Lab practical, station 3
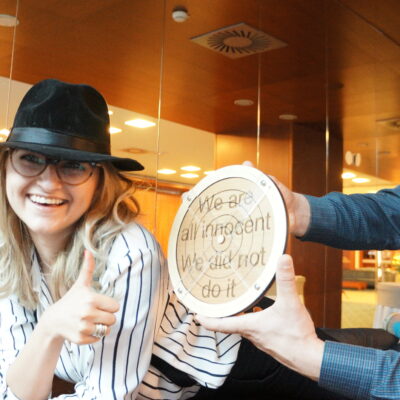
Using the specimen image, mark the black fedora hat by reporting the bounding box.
[1,79,144,171]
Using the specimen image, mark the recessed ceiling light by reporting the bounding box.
[125,119,156,128]
[341,172,356,179]
[181,165,201,172]
[108,110,114,115]
[234,99,254,106]
[122,147,150,155]
[0,14,19,27]
[109,127,122,134]
[0,128,10,136]
[204,170,214,175]
[352,177,370,184]
[377,117,400,130]
[279,114,298,121]
[181,173,199,179]
[158,169,176,175]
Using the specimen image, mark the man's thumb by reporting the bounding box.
[276,255,298,302]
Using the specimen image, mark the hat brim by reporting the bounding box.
[0,141,144,171]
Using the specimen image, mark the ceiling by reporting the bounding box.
[0,0,399,185]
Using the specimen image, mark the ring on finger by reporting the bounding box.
[92,323,107,338]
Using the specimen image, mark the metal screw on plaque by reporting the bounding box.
[254,284,260,290]
[260,180,266,186]
[178,288,183,294]
[186,196,192,202]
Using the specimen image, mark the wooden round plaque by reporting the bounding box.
[168,165,288,317]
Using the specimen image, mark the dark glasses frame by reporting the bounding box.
[8,148,101,186]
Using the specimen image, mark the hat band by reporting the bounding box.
[9,127,110,154]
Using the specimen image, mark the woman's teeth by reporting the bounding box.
[29,195,64,205]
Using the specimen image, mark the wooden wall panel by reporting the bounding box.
[135,188,183,256]
[215,126,292,186]
[290,123,343,328]
[215,134,258,168]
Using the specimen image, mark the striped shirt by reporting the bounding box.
[0,223,241,399]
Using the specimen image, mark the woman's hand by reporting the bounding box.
[41,250,120,344]
[196,255,324,381]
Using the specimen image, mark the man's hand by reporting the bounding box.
[196,255,324,381]
[269,177,311,237]
[242,162,311,236]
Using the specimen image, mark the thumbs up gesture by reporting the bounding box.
[42,251,120,345]
[196,255,324,381]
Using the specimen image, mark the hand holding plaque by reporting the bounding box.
[168,165,288,317]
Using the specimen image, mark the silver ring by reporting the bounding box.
[92,323,107,338]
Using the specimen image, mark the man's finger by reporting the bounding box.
[76,250,95,287]
[276,254,299,302]
[195,312,255,335]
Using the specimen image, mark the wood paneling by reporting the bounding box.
[1,0,398,327]
[290,122,343,328]
[1,0,399,188]
[135,186,184,256]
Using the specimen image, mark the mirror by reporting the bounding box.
[5,0,398,328]
[326,0,400,329]
[1,0,333,326]
[0,1,19,140]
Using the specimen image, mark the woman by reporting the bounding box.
[0,79,244,400]
[0,79,346,400]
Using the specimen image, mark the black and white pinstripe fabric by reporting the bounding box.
[0,223,241,399]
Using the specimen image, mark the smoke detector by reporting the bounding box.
[172,7,189,23]
[191,22,287,59]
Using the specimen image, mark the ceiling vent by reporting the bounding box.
[191,22,287,59]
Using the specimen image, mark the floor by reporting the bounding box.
[341,289,377,328]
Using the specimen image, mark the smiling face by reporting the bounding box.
[5,150,100,248]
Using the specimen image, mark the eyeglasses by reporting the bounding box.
[10,149,99,185]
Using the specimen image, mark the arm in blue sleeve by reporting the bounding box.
[320,341,400,400]
[300,186,400,250]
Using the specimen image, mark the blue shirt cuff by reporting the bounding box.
[319,341,376,399]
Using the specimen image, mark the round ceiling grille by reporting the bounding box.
[208,30,270,55]
[191,23,287,59]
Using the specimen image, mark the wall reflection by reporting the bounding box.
[1,0,399,327]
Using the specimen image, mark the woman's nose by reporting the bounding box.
[37,164,63,187]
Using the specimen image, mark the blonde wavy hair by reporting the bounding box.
[0,148,140,309]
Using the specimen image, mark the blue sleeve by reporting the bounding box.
[320,341,400,400]
[300,186,400,250]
